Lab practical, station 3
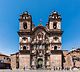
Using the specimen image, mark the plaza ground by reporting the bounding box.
[0,69,80,72]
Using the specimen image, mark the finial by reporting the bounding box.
[25,11,28,14]
[40,19,42,23]
[38,19,42,26]
[39,19,42,24]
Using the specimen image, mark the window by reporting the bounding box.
[23,46,26,50]
[54,37,58,41]
[22,37,26,41]
[23,16,27,19]
[38,34,41,38]
[54,46,57,50]
[23,22,27,29]
[53,22,57,29]
[23,17,25,19]
[4,57,5,59]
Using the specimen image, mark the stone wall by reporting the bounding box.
[63,49,80,69]
[19,54,30,69]
[10,55,17,69]
[63,55,73,69]
[50,54,62,70]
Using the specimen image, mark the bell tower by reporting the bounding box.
[18,11,32,51]
[47,11,63,70]
[19,11,32,32]
[48,11,62,30]
[18,11,32,69]
[47,11,63,50]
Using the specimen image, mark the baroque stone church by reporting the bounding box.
[10,11,80,70]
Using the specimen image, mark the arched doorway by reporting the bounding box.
[37,58,43,69]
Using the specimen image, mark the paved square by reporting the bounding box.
[0,69,80,72]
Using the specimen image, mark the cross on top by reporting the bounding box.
[39,19,42,24]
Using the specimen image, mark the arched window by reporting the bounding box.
[38,34,41,38]
[54,46,57,50]
[54,36,58,41]
[23,22,27,29]
[23,46,26,50]
[38,32,43,40]
[53,22,57,29]
[22,37,26,41]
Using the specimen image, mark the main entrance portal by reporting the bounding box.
[37,58,43,69]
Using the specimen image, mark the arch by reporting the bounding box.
[53,36,59,41]
[22,37,26,41]
[23,22,27,29]
[54,46,57,50]
[37,58,43,69]
[38,32,43,39]
[53,22,57,29]
[23,45,26,50]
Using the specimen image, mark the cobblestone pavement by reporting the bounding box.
[0,69,80,72]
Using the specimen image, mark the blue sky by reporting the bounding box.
[0,0,80,55]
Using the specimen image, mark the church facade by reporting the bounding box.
[10,11,80,70]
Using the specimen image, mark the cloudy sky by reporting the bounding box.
[0,0,80,55]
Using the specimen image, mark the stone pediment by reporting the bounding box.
[31,25,49,35]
